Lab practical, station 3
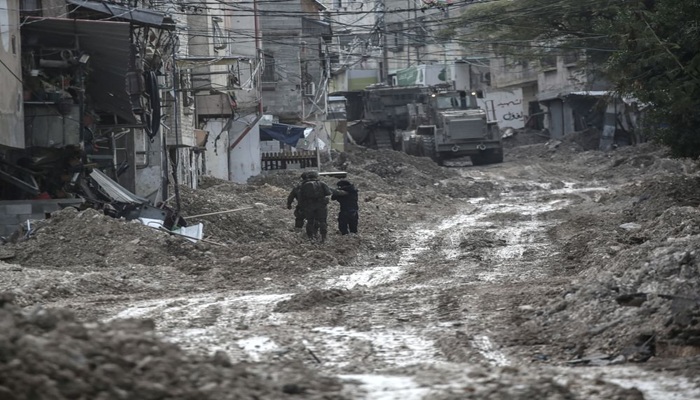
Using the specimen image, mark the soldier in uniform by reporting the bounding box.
[331,179,359,235]
[286,172,309,232]
[297,170,332,243]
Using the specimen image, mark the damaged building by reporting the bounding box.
[0,0,185,237]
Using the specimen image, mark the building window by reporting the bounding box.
[540,55,557,70]
[262,53,275,82]
[563,51,579,65]
[388,22,403,52]
[333,0,342,9]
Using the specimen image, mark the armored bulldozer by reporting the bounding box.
[351,84,503,166]
[353,85,432,150]
[402,89,503,166]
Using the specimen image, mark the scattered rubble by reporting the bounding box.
[0,129,699,398]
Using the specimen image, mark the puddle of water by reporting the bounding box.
[110,293,290,322]
[470,335,509,366]
[324,228,437,289]
[577,365,700,400]
[237,336,280,362]
[340,374,431,400]
[313,326,436,369]
[326,266,404,289]
[106,292,293,359]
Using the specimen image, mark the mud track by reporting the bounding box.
[81,160,699,398]
[3,138,700,399]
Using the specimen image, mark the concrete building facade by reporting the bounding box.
[0,0,23,149]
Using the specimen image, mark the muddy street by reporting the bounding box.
[2,137,700,399]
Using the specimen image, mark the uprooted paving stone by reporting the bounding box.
[0,293,345,400]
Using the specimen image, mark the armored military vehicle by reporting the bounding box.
[354,85,432,150]
[402,88,503,166]
[351,84,503,166]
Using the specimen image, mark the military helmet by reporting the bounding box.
[337,179,351,188]
[306,170,319,180]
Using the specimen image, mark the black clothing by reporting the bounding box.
[300,178,332,241]
[337,209,359,235]
[287,184,305,229]
[331,183,359,234]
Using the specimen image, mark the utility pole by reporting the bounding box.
[253,0,263,114]
[379,0,390,85]
[406,0,411,66]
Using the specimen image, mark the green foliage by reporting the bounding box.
[451,0,619,63]
[605,0,700,157]
[450,0,700,158]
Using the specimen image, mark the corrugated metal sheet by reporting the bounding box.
[90,169,148,204]
[67,0,175,29]
[22,18,136,123]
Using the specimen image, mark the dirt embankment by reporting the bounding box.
[501,137,700,368]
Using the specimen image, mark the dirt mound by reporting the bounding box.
[507,152,700,364]
[274,288,356,312]
[430,371,644,400]
[501,129,551,149]
[0,293,344,400]
[0,144,479,308]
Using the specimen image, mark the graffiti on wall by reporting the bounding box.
[480,88,526,130]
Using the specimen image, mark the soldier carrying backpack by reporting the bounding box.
[298,170,332,243]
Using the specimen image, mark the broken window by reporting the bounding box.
[388,22,403,52]
[540,54,557,70]
[262,53,275,83]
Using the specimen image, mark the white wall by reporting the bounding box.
[480,88,526,130]
[202,119,231,180]
[0,0,23,148]
[228,114,261,183]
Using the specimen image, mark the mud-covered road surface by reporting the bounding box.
[2,131,700,399]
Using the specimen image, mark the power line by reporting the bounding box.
[0,57,22,84]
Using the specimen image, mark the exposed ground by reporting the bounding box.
[1,129,699,399]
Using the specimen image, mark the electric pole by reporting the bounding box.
[379,0,390,85]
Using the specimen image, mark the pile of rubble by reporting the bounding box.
[502,140,700,366]
[0,293,344,399]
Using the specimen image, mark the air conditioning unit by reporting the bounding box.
[304,82,315,97]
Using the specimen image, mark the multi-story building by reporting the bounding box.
[258,0,331,124]
[0,0,23,149]
[180,0,263,183]
[0,0,264,236]
[488,48,610,138]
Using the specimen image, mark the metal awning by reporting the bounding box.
[67,0,175,29]
[22,17,136,123]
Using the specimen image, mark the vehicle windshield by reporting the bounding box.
[435,95,460,110]
[434,92,479,109]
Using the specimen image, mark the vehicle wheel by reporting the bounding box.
[485,148,504,164]
[421,136,438,162]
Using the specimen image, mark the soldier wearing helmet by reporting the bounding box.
[286,172,310,232]
[297,170,332,243]
[331,179,359,235]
